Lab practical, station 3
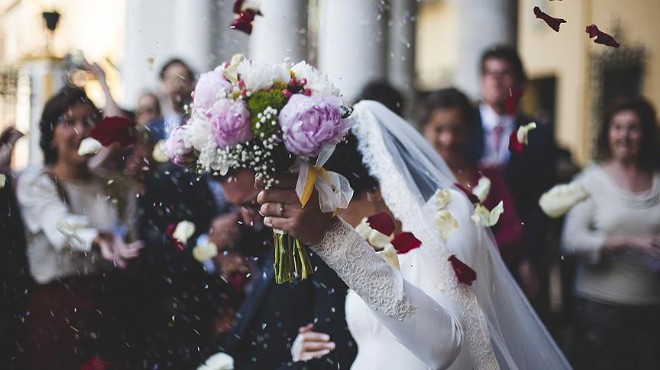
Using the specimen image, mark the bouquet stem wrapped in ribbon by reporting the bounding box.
[165,54,354,284]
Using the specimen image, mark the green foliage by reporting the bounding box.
[247,90,287,138]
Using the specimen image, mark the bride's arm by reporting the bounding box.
[311,218,463,370]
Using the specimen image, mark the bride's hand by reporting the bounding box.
[257,174,338,245]
[291,323,336,362]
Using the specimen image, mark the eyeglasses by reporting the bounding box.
[57,115,99,130]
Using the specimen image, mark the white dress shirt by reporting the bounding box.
[479,103,515,167]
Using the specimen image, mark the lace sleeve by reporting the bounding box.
[311,219,464,369]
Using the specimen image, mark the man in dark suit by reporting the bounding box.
[209,170,357,370]
[467,45,557,315]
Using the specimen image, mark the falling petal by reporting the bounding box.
[533,6,567,32]
[586,24,620,48]
[448,255,477,286]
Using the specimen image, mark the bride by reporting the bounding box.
[257,101,570,369]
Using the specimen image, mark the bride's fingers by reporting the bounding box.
[300,348,333,361]
[298,323,314,333]
[257,189,300,205]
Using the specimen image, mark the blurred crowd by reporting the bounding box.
[1,45,659,370]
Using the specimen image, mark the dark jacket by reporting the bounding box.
[218,227,357,370]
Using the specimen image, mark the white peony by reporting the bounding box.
[173,220,196,245]
[186,116,214,151]
[471,201,504,227]
[539,181,589,218]
[290,61,340,99]
[236,60,289,92]
[77,137,103,156]
[197,352,234,370]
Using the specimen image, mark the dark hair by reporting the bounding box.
[417,88,477,132]
[597,96,658,169]
[159,58,195,81]
[39,86,99,164]
[480,45,527,86]
[357,81,405,116]
[324,133,379,196]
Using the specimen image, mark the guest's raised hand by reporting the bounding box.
[291,323,336,362]
[257,174,338,245]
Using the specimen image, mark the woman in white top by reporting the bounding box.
[17,86,142,370]
[561,96,660,370]
[257,101,570,369]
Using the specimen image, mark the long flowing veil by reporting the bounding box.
[350,101,571,370]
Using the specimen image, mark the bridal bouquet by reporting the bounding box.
[165,54,354,283]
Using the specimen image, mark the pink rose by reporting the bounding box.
[278,94,350,157]
[193,68,232,115]
[164,125,195,166]
[210,99,253,149]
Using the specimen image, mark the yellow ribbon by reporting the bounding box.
[300,165,318,208]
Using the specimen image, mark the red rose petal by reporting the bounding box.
[503,87,525,115]
[533,6,567,33]
[80,358,109,370]
[391,232,422,254]
[230,11,256,35]
[453,183,480,204]
[508,130,524,155]
[90,116,136,147]
[366,212,396,236]
[586,24,620,48]
[448,255,477,286]
[166,223,186,251]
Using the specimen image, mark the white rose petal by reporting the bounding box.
[539,181,589,218]
[197,352,234,370]
[222,54,244,84]
[377,244,400,270]
[237,60,286,92]
[193,242,218,262]
[516,122,537,145]
[367,229,392,249]
[471,201,504,227]
[77,137,103,156]
[0,174,5,188]
[152,140,170,163]
[355,218,372,239]
[434,189,452,210]
[173,220,196,244]
[435,210,458,242]
[472,176,492,203]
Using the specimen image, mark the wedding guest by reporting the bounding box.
[136,91,163,125]
[0,126,24,174]
[16,86,142,370]
[466,45,557,307]
[205,169,357,370]
[159,58,195,129]
[561,96,660,370]
[420,88,524,272]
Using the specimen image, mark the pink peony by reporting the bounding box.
[193,68,232,115]
[164,125,195,166]
[278,94,350,157]
[209,99,253,149]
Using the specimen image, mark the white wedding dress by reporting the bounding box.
[310,101,571,370]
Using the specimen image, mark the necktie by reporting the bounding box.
[490,121,505,161]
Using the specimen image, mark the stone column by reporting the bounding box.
[172,0,213,73]
[455,0,517,99]
[388,0,417,115]
[318,0,387,102]
[209,0,250,65]
[18,57,66,165]
[250,0,308,64]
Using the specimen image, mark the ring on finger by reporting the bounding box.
[277,202,285,217]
